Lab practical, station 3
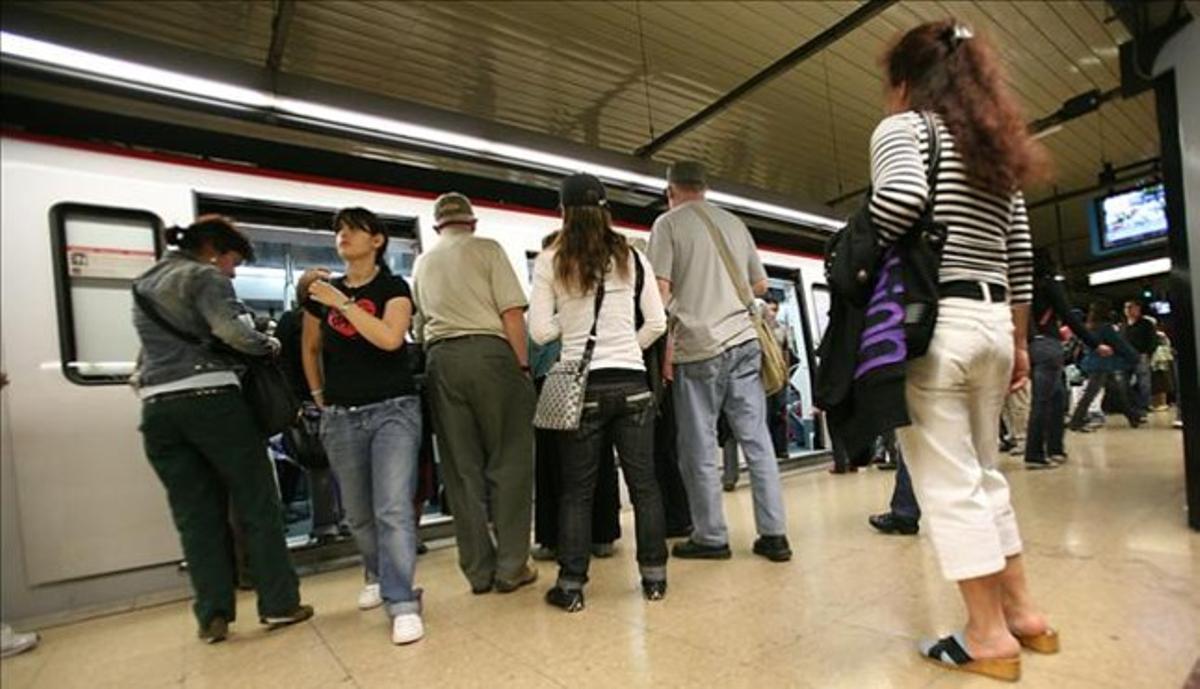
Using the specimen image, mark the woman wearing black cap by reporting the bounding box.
[529,173,669,612]
[301,208,426,645]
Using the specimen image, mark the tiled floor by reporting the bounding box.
[2,412,1197,688]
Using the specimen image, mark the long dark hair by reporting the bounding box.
[883,20,1049,193]
[163,214,254,261]
[553,206,630,295]
[332,207,390,270]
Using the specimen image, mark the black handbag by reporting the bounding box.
[132,285,300,436]
[633,255,667,407]
[280,410,328,469]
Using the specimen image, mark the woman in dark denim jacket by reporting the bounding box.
[133,216,312,644]
[529,173,668,612]
[300,208,426,645]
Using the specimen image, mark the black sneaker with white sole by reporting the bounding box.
[260,604,314,630]
[671,539,732,560]
[642,580,667,601]
[544,586,585,613]
[752,535,792,562]
[198,616,228,644]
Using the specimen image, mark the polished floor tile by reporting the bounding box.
[1,415,1195,689]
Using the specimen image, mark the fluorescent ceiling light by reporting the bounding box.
[1088,257,1171,286]
[1,31,843,231]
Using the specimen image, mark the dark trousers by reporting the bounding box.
[767,390,788,457]
[557,375,667,588]
[1070,370,1137,428]
[534,424,621,549]
[427,336,535,589]
[1025,337,1066,461]
[140,389,300,628]
[890,457,921,523]
[653,383,692,534]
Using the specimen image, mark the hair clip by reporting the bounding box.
[945,23,974,51]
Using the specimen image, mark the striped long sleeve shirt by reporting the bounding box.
[867,111,1034,304]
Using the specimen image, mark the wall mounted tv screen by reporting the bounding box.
[1092,183,1168,254]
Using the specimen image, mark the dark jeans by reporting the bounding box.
[1070,370,1138,428]
[1025,337,1066,462]
[140,389,301,628]
[654,383,692,534]
[767,390,788,457]
[534,424,621,549]
[890,457,920,523]
[557,374,667,589]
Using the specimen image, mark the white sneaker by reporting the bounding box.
[357,583,383,611]
[1,623,39,658]
[391,613,424,645]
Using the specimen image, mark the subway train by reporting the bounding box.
[0,132,831,604]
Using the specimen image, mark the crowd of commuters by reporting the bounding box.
[115,17,1185,684]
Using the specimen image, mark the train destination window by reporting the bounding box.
[50,203,163,385]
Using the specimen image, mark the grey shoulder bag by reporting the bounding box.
[532,280,606,431]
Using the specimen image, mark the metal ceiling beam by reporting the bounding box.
[266,0,296,73]
[633,0,898,159]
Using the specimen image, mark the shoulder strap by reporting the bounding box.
[580,277,606,366]
[920,111,942,214]
[131,283,205,345]
[633,250,645,328]
[693,205,755,311]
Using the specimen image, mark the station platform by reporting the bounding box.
[2,413,1195,689]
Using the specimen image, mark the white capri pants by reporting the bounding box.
[898,294,1023,581]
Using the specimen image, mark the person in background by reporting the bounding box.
[1067,301,1141,431]
[719,414,741,491]
[762,296,791,459]
[868,431,920,535]
[531,230,622,562]
[412,193,538,595]
[1023,249,1111,467]
[301,208,425,645]
[1121,299,1157,419]
[132,216,312,644]
[530,173,669,611]
[870,21,1056,680]
[1150,325,1174,411]
[648,160,792,563]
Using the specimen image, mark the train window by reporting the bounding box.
[50,204,164,385]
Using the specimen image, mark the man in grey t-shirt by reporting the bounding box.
[647,161,791,563]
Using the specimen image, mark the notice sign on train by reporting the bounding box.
[66,245,156,279]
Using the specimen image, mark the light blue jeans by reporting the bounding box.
[320,395,422,616]
[674,340,788,546]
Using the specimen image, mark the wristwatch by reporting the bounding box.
[338,298,356,313]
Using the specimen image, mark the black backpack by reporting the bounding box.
[823,203,880,309]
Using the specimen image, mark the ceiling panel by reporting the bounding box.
[5,0,1163,239]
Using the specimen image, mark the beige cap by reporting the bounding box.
[433,192,477,230]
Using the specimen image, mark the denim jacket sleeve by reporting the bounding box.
[193,268,273,356]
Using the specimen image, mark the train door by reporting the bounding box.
[765,266,825,460]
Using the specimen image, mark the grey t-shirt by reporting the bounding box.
[647,200,767,363]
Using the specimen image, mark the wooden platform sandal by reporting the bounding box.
[919,633,1021,682]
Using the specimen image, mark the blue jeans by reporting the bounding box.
[557,375,666,588]
[1131,354,1152,415]
[320,396,422,616]
[674,340,788,546]
[1025,336,1066,461]
[890,457,921,523]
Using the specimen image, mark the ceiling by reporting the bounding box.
[2,0,1170,269]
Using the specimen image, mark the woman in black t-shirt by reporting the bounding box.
[301,207,425,645]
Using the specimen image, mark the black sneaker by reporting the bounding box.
[471,582,493,595]
[260,604,314,630]
[671,539,732,560]
[198,616,228,644]
[868,512,919,535]
[752,535,792,562]
[544,586,585,613]
[642,580,667,601]
[1025,459,1058,471]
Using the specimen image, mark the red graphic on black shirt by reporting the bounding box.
[328,298,377,337]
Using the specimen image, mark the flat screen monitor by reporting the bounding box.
[1092,183,1168,254]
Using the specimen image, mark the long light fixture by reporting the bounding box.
[1,31,844,231]
[1088,257,1172,286]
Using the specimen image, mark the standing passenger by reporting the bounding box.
[647,161,792,563]
[870,21,1055,680]
[301,208,426,645]
[132,216,312,644]
[412,193,538,594]
[530,173,669,611]
[1120,300,1157,419]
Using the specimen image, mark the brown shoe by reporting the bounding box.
[494,563,538,593]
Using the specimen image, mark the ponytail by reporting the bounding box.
[163,215,255,262]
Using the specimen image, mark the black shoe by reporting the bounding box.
[722,482,736,492]
[671,539,732,560]
[591,542,615,558]
[876,462,898,471]
[1025,459,1057,470]
[752,535,792,562]
[471,582,493,595]
[198,616,228,644]
[260,604,314,630]
[416,542,429,556]
[642,579,667,601]
[1067,425,1092,433]
[665,525,693,539]
[1128,415,1144,428]
[868,512,919,535]
[544,586,585,613]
